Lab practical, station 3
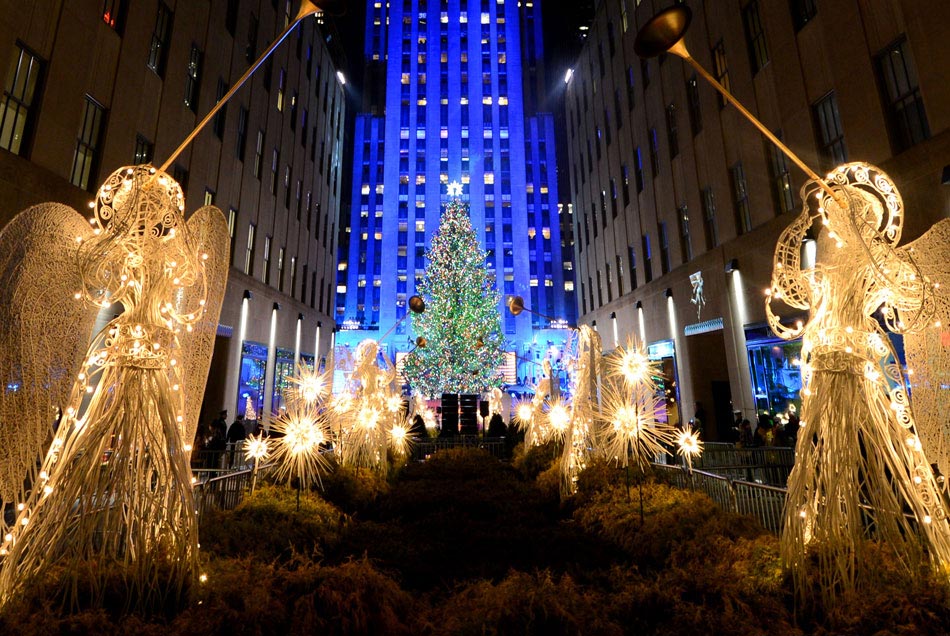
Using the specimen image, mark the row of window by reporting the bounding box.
[238,217,333,315]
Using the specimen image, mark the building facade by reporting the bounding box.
[0,0,346,424]
[336,0,576,383]
[566,0,950,439]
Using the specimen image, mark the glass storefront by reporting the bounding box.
[237,341,267,421]
[272,348,315,414]
[745,323,905,424]
[648,340,680,427]
[237,341,316,419]
[746,337,803,418]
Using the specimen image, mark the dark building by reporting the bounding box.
[0,1,346,423]
[565,0,950,437]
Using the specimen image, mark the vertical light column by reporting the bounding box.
[665,288,684,414]
[637,301,646,344]
[726,258,753,418]
[610,311,619,349]
[315,321,322,369]
[294,313,303,368]
[262,303,279,430]
[234,290,252,415]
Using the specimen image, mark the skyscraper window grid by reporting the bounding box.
[337,0,574,360]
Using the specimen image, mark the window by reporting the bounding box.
[236,106,248,160]
[147,3,173,77]
[227,208,237,264]
[766,139,794,214]
[253,129,264,177]
[659,223,672,274]
[642,234,653,283]
[616,255,624,295]
[246,14,258,64]
[634,147,644,193]
[877,38,930,152]
[625,66,635,110]
[789,0,817,32]
[686,76,702,136]
[203,188,215,206]
[711,40,729,109]
[628,245,638,290]
[70,96,105,191]
[134,134,153,164]
[270,148,279,194]
[0,43,44,155]
[621,164,630,206]
[648,128,660,175]
[262,235,271,284]
[225,0,239,36]
[101,0,127,33]
[184,45,202,112]
[172,164,188,192]
[813,92,847,169]
[701,186,719,248]
[245,223,256,275]
[742,1,769,74]
[277,246,285,292]
[731,162,752,234]
[678,206,692,262]
[212,78,227,138]
[289,256,297,301]
[610,178,618,217]
[665,105,678,159]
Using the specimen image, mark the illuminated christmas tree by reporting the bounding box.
[403,194,505,396]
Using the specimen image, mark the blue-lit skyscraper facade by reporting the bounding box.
[336,0,575,370]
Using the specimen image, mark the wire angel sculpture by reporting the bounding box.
[766,162,950,604]
[329,339,409,472]
[556,325,601,497]
[0,165,229,609]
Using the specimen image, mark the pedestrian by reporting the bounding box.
[227,415,247,467]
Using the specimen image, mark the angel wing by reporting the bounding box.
[176,205,230,448]
[899,218,950,483]
[0,203,99,508]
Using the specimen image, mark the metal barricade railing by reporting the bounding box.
[412,436,508,460]
[734,480,787,534]
[653,463,789,534]
[692,442,794,487]
[193,462,275,517]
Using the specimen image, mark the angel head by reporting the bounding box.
[77,165,206,319]
[814,163,904,251]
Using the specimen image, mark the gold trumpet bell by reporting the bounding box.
[633,5,692,59]
[507,296,525,316]
[300,0,347,17]
[634,4,837,201]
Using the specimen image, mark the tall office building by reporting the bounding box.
[566,0,950,439]
[336,0,575,380]
[0,1,346,424]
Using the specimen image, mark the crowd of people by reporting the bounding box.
[192,410,264,469]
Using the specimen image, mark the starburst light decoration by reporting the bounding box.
[600,339,675,474]
[271,398,330,489]
[244,434,271,462]
[0,165,229,609]
[675,425,703,473]
[767,162,950,604]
